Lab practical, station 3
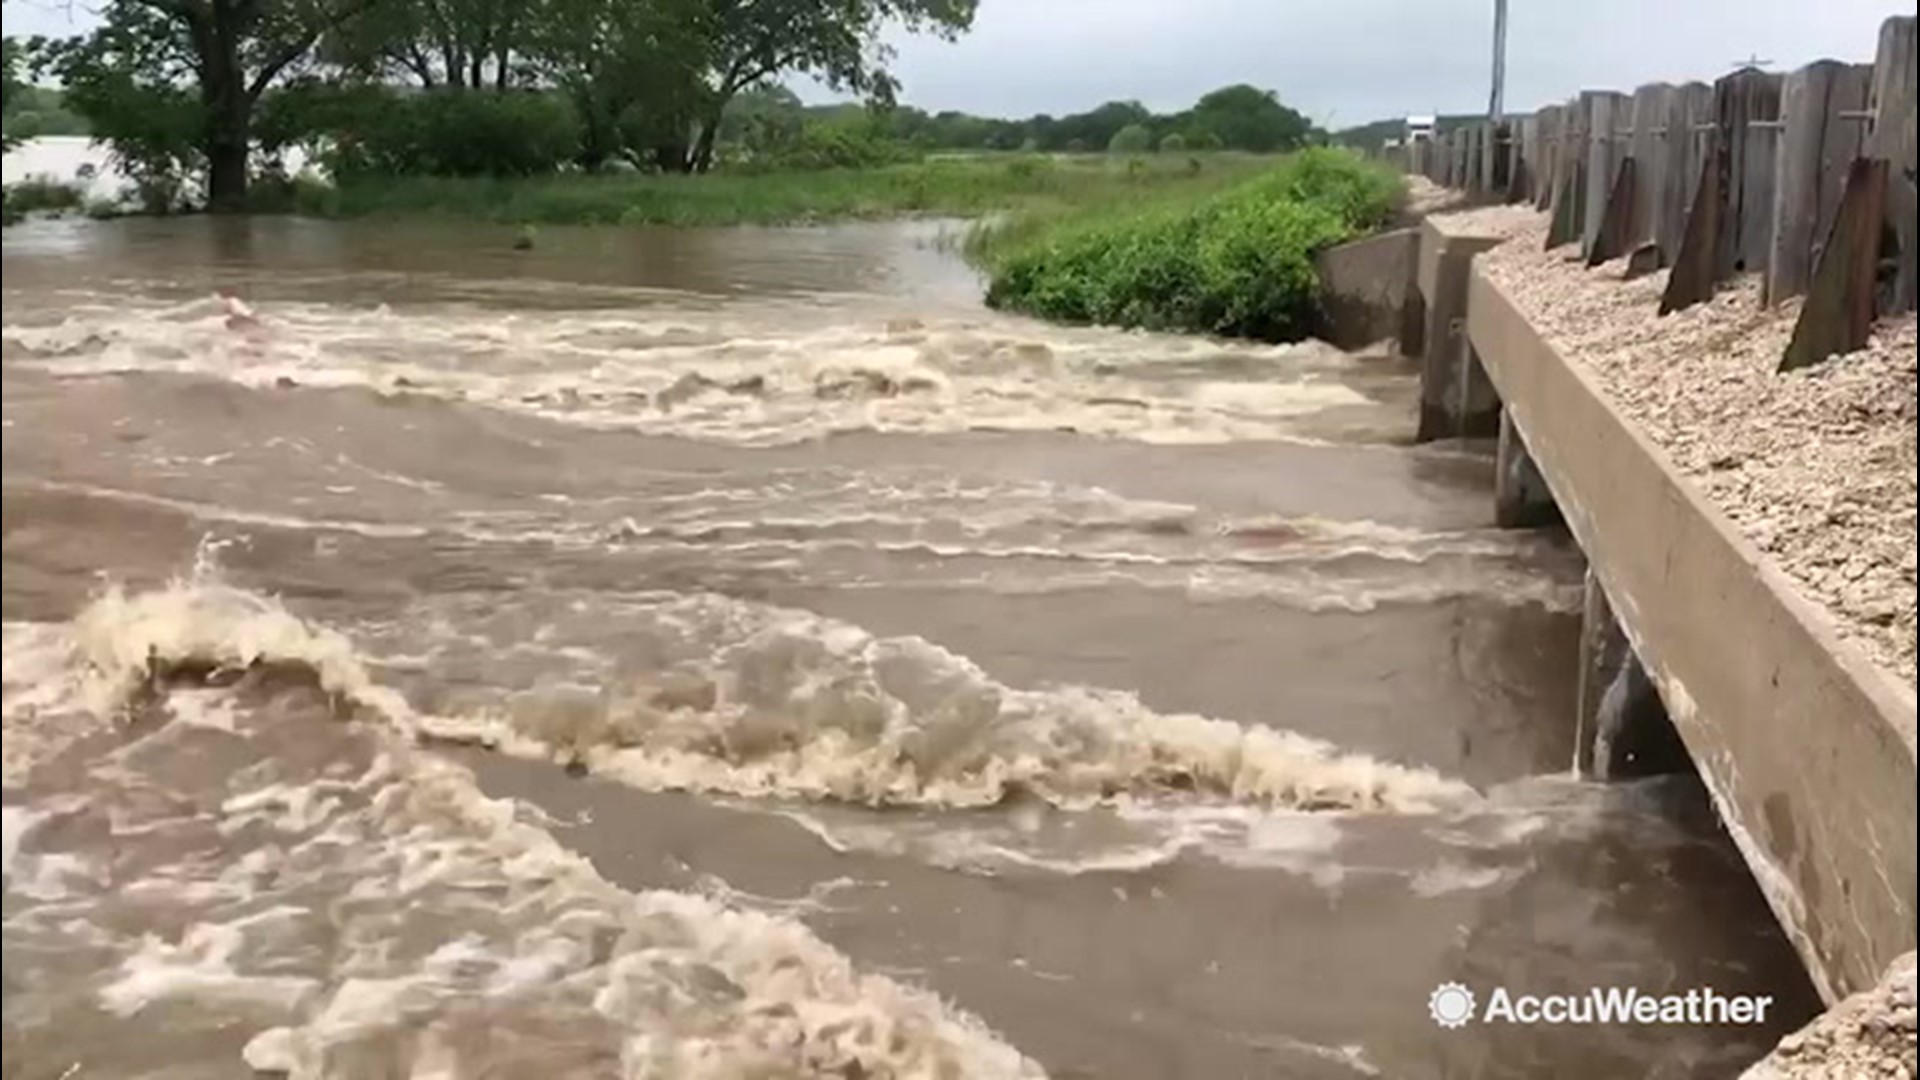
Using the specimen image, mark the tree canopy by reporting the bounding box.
[19,0,1325,210]
[33,0,978,206]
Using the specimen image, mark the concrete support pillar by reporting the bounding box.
[1575,569,1693,780]
[1415,226,1505,441]
[1493,408,1559,528]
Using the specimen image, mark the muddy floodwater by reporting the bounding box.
[2,215,1818,1078]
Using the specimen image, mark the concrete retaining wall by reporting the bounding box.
[1313,227,1421,353]
[1466,264,1919,1002]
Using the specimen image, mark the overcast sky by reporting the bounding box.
[3,0,1903,126]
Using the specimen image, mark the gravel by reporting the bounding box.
[1741,953,1917,1080]
[1440,208,1918,688]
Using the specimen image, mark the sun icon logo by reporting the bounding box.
[1428,982,1477,1029]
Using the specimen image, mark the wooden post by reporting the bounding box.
[1465,124,1483,193]
[1782,158,1889,370]
[1868,15,1918,313]
[1546,98,1588,250]
[1588,156,1640,266]
[1511,115,1539,202]
[1540,108,1563,206]
[1661,145,1723,313]
[1717,69,1785,278]
[1486,120,1508,195]
[1658,83,1715,265]
[1534,106,1564,210]
[1629,84,1676,255]
[1768,61,1874,306]
[1583,92,1630,260]
[1661,70,1783,312]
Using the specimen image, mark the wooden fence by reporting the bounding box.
[1403,15,1917,370]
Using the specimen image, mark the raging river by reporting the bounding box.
[1,215,1821,1078]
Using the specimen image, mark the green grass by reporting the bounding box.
[287,153,1277,227]
[966,148,1406,342]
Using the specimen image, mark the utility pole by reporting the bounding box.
[1490,0,1510,121]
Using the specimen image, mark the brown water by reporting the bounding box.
[2,215,1817,1079]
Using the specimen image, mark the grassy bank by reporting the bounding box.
[967,148,1404,342]
[282,153,1274,227]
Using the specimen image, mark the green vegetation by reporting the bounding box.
[1,176,87,225]
[4,39,86,147]
[17,0,980,210]
[292,152,1274,226]
[1107,124,1152,156]
[969,148,1403,343]
[5,0,1328,216]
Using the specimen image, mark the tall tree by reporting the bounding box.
[327,0,521,90]
[525,0,709,170]
[1183,84,1315,154]
[679,0,977,173]
[49,0,373,210]
[2,37,26,150]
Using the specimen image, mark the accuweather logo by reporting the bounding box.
[1428,983,1777,1027]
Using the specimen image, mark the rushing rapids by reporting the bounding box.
[3,216,1818,1078]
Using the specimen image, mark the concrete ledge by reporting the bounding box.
[1467,265,1918,1002]
[1415,220,1506,441]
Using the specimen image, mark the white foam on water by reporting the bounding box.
[7,573,1476,819]
[98,923,321,1018]
[4,296,1391,446]
[438,592,1479,815]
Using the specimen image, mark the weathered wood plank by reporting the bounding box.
[1658,83,1716,264]
[1466,124,1484,193]
[1486,120,1507,195]
[1589,156,1640,266]
[1512,115,1539,202]
[1868,15,1918,312]
[1534,106,1564,210]
[1717,69,1785,278]
[1630,84,1677,253]
[1583,92,1630,258]
[1783,157,1889,369]
[1768,61,1874,305]
[1661,145,1723,313]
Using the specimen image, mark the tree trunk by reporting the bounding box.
[692,113,722,173]
[206,137,250,212]
[651,141,695,174]
[200,12,252,213]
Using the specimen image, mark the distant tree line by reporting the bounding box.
[3,0,1322,213]
[867,84,1322,155]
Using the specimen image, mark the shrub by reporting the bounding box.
[260,84,582,179]
[746,119,916,172]
[1158,132,1187,154]
[978,149,1401,342]
[1108,124,1152,156]
[4,175,85,214]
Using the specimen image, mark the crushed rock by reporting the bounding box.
[1742,953,1917,1080]
[1463,210,1917,687]
[1401,176,1471,218]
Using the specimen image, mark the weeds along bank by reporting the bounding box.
[968,149,1404,343]
[281,152,1273,227]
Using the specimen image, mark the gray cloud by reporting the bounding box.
[864,0,1902,126]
